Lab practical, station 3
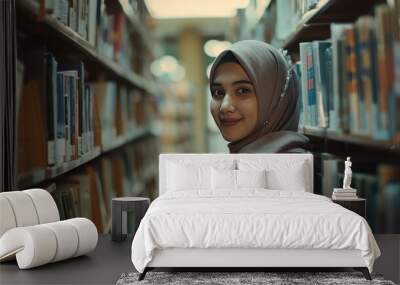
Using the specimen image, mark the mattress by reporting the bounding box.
[131,189,380,273]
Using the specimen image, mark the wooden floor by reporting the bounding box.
[0,234,398,284]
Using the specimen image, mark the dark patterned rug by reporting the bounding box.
[116,271,396,285]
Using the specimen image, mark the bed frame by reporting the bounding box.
[139,154,371,281]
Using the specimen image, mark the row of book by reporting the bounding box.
[17,47,152,175]
[331,188,358,200]
[296,3,400,141]
[48,136,159,233]
[40,0,142,74]
[41,0,95,44]
[234,0,320,43]
[160,82,194,153]
[92,80,150,149]
[319,155,400,233]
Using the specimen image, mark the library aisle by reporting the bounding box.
[1,0,400,238]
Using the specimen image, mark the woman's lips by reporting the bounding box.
[220,118,242,127]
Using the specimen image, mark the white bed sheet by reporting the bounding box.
[131,189,380,273]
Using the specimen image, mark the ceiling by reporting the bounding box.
[151,17,234,39]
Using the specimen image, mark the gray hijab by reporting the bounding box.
[209,40,309,153]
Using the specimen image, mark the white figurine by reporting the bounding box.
[342,157,353,189]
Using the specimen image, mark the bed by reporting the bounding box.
[131,154,380,281]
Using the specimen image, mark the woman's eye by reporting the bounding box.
[211,89,225,99]
[236,87,251,96]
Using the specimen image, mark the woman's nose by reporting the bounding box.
[220,93,236,113]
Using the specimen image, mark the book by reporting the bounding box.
[299,42,310,129]
[344,26,361,135]
[354,16,377,137]
[330,23,352,133]
[87,0,99,46]
[56,73,66,164]
[333,188,357,193]
[45,54,58,166]
[374,5,395,140]
[64,174,92,219]
[18,47,49,173]
[312,40,332,128]
[332,195,359,200]
[77,0,88,39]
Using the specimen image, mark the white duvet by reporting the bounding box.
[131,189,380,273]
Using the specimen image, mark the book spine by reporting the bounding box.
[374,5,392,140]
[87,0,98,46]
[394,41,400,142]
[299,43,309,129]
[330,23,353,133]
[74,75,79,159]
[325,47,334,130]
[64,75,71,162]
[345,27,360,135]
[356,17,374,137]
[354,22,368,135]
[80,63,86,155]
[56,73,66,164]
[46,54,57,166]
[314,42,331,129]
[69,75,77,160]
[88,86,94,149]
[58,0,69,25]
[306,44,317,127]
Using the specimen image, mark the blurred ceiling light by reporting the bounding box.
[151,55,186,82]
[204,40,231,58]
[170,65,186,82]
[145,0,250,18]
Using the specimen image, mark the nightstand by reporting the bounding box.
[112,197,150,242]
[332,198,366,218]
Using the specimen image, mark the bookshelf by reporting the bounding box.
[234,0,400,234]
[114,0,154,53]
[300,127,400,157]
[17,127,153,189]
[16,0,157,94]
[3,0,162,233]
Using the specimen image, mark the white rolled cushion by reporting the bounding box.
[0,226,57,269]
[0,192,39,227]
[65,218,98,257]
[238,159,308,191]
[0,196,17,238]
[236,169,267,189]
[42,221,79,262]
[23,189,60,223]
[0,218,98,269]
[211,168,236,190]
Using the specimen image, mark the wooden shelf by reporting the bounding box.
[117,0,154,54]
[299,126,400,155]
[48,146,102,178]
[102,127,150,153]
[17,128,152,189]
[16,0,156,94]
[280,0,380,51]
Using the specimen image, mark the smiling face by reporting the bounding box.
[210,62,258,142]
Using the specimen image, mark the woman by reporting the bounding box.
[209,40,310,153]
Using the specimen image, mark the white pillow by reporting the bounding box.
[236,169,267,188]
[266,168,306,191]
[237,159,308,192]
[167,160,235,191]
[211,169,267,190]
[211,168,236,190]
